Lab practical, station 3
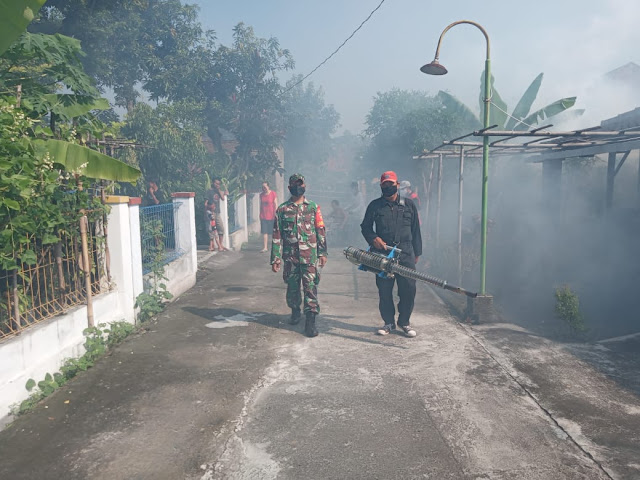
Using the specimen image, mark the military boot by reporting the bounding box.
[289,308,302,325]
[304,312,318,337]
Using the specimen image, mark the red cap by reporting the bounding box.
[380,171,398,183]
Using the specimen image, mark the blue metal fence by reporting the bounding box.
[140,203,183,274]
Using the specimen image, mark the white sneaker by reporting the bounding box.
[377,324,395,335]
[401,325,417,337]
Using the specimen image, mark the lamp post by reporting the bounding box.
[421,20,491,295]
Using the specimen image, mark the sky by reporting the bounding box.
[192,0,640,134]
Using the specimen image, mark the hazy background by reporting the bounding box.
[194,0,640,133]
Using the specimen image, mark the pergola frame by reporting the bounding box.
[413,123,640,285]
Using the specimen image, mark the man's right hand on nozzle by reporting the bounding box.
[372,237,386,251]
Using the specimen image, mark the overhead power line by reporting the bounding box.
[281,0,387,95]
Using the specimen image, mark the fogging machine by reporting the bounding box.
[344,245,477,298]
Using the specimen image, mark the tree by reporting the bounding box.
[281,77,340,178]
[1,8,140,182]
[122,101,208,192]
[364,89,475,158]
[190,23,295,188]
[0,32,139,182]
[437,72,580,132]
[31,0,206,111]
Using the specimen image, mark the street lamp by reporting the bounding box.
[421,20,491,295]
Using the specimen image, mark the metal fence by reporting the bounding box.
[227,198,240,233]
[0,221,107,339]
[140,202,183,274]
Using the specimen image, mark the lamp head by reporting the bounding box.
[420,60,448,75]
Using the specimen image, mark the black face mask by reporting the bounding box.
[381,185,398,197]
[289,185,306,197]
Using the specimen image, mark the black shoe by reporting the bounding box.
[289,308,302,325]
[304,312,318,337]
[376,323,396,335]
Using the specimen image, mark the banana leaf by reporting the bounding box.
[479,72,508,129]
[517,97,577,131]
[0,0,46,55]
[436,91,481,129]
[34,139,141,182]
[505,73,544,130]
[41,94,110,120]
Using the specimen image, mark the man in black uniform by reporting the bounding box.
[360,170,422,337]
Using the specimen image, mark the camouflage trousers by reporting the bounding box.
[283,260,321,314]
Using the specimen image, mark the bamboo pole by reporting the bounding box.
[77,178,94,327]
[11,269,20,331]
[424,158,435,238]
[80,215,94,328]
[55,241,66,304]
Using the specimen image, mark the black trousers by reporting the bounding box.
[375,255,416,327]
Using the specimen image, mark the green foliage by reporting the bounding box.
[437,71,579,131]
[0,0,46,55]
[122,101,207,193]
[0,100,63,269]
[35,139,140,182]
[0,99,114,270]
[135,218,173,323]
[1,32,100,101]
[505,73,543,130]
[281,77,340,180]
[363,89,476,167]
[1,29,141,181]
[104,321,135,346]
[29,2,334,195]
[479,71,509,130]
[555,285,587,333]
[135,291,167,323]
[31,0,205,110]
[15,321,135,414]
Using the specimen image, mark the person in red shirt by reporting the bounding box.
[259,181,278,253]
[400,180,421,208]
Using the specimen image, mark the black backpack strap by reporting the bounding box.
[393,197,406,245]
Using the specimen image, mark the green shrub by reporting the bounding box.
[554,285,587,333]
[15,321,136,415]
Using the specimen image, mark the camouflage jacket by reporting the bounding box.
[270,198,328,265]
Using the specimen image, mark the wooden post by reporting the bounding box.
[458,147,465,285]
[54,241,66,304]
[11,269,20,331]
[424,158,435,239]
[421,166,429,217]
[80,215,94,328]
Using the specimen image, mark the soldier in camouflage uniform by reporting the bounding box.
[271,174,328,337]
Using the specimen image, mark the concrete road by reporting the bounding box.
[0,246,637,479]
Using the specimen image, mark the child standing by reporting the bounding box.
[206,203,221,252]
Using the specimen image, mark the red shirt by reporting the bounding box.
[260,190,277,220]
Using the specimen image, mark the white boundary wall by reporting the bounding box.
[143,193,197,298]
[249,193,260,234]
[0,193,197,421]
[229,194,249,251]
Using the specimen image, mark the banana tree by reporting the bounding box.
[437,72,582,132]
[0,0,46,55]
[35,139,141,182]
[1,10,141,183]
